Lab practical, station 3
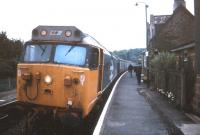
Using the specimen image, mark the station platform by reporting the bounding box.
[93,72,200,135]
[94,72,169,135]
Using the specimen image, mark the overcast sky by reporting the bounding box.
[0,0,194,51]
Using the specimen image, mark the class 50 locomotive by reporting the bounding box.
[16,25,130,124]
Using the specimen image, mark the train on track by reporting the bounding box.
[16,26,133,126]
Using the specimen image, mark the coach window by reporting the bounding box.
[89,48,99,70]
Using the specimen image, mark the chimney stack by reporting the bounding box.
[173,0,186,11]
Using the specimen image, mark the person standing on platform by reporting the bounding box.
[128,64,133,77]
[135,66,142,85]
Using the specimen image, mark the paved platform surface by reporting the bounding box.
[99,73,170,135]
[140,83,200,135]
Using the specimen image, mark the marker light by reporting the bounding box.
[44,75,52,84]
[22,72,32,81]
[73,78,79,85]
[65,30,72,37]
[40,30,47,36]
[35,72,41,80]
[64,76,72,86]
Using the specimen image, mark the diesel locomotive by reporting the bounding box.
[17,26,132,125]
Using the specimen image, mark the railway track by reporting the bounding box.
[0,99,27,135]
[0,92,113,135]
[0,93,114,135]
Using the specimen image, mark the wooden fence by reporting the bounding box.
[150,69,195,109]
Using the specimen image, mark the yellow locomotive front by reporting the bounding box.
[17,26,102,121]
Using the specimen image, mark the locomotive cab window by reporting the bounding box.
[54,45,86,66]
[89,47,99,70]
[24,44,52,62]
[23,43,89,67]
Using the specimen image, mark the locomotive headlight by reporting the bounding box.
[40,30,47,36]
[44,75,52,84]
[67,98,73,106]
[65,30,72,37]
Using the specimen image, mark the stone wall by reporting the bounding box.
[192,74,200,114]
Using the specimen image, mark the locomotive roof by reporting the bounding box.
[32,26,84,42]
[82,34,107,50]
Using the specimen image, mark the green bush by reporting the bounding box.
[150,52,177,97]
[150,52,176,72]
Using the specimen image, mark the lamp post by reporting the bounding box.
[135,2,149,49]
[135,2,149,87]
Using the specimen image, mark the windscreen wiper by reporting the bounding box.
[38,45,47,56]
[65,46,75,56]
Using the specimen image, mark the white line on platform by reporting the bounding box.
[0,100,5,102]
[93,71,127,135]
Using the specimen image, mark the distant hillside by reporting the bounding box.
[112,48,145,65]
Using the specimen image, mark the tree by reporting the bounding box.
[113,48,145,64]
[0,32,23,79]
